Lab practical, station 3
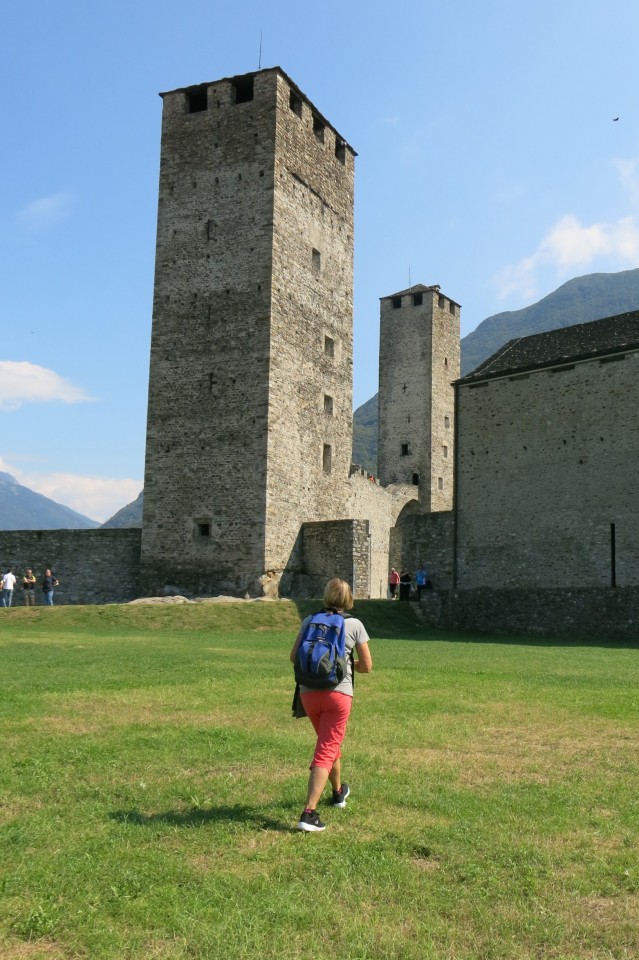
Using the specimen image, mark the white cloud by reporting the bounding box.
[494,214,639,302]
[0,361,95,411]
[0,456,142,523]
[16,192,74,233]
[613,157,639,208]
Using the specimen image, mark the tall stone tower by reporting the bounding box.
[140,68,356,596]
[377,284,460,511]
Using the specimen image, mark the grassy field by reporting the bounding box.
[1,600,638,960]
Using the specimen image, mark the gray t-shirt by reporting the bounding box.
[299,614,371,698]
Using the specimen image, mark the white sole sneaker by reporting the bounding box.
[331,784,351,808]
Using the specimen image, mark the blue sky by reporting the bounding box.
[2,0,638,521]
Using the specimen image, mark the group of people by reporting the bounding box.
[0,568,60,607]
[388,564,431,601]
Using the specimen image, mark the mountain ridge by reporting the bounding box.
[0,472,99,530]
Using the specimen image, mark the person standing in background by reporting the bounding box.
[388,567,400,599]
[415,564,428,602]
[399,569,412,602]
[42,569,60,606]
[1,569,16,607]
[23,569,37,606]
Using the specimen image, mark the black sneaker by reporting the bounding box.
[330,783,350,808]
[297,809,326,832]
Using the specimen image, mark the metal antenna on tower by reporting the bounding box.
[408,265,411,290]
[258,32,263,70]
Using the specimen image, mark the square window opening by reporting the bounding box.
[391,296,402,309]
[412,293,423,306]
[186,89,208,113]
[313,116,325,142]
[324,394,334,415]
[401,443,410,456]
[232,77,254,104]
[289,90,303,116]
[323,444,332,475]
[195,521,211,538]
[324,335,335,358]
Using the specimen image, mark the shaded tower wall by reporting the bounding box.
[377,287,460,510]
[265,73,355,576]
[141,69,355,596]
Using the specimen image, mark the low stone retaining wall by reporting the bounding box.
[417,587,639,641]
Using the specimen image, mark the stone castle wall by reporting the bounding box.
[0,529,142,605]
[141,71,278,596]
[455,349,639,590]
[299,519,370,599]
[390,510,455,590]
[416,586,639,641]
[347,473,416,597]
[266,71,355,574]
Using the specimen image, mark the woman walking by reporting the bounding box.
[290,577,372,832]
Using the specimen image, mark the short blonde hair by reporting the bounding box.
[324,577,353,611]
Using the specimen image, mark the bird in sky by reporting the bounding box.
[613,117,619,121]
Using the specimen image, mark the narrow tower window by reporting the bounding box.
[323,444,332,474]
[401,443,410,456]
[186,89,208,113]
[438,294,446,309]
[443,445,448,458]
[232,77,254,104]
[324,394,334,415]
[324,335,335,358]
[312,248,321,272]
[335,139,346,164]
[412,473,419,486]
[438,477,444,491]
[444,416,450,428]
[289,90,303,116]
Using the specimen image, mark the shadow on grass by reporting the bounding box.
[109,805,294,832]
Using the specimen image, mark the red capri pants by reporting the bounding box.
[300,690,353,770]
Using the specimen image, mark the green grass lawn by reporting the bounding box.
[1,601,638,960]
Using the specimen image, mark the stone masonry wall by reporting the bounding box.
[416,586,639,641]
[347,473,416,598]
[455,349,639,589]
[390,510,455,591]
[141,71,276,595]
[266,72,355,575]
[0,529,142,605]
[141,68,356,597]
[298,519,369,599]
[378,288,459,510]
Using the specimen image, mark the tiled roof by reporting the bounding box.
[459,310,639,383]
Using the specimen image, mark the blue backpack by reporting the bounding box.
[294,610,347,689]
